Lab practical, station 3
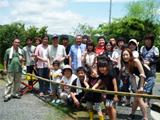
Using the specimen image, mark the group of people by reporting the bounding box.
[3,33,159,120]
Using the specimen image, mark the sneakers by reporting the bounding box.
[48,93,53,96]
[127,114,135,120]
[52,99,56,103]
[56,99,61,104]
[122,102,131,107]
[12,95,21,99]
[4,97,10,102]
[39,93,44,97]
[121,98,126,103]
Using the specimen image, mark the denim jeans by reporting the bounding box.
[38,68,51,94]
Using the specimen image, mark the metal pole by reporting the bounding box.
[108,0,112,38]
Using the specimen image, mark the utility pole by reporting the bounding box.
[108,0,112,38]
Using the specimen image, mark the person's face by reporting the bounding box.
[110,38,116,46]
[35,40,40,46]
[99,66,108,74]
[98,38,105,46]
[77,70,85,82]
[53,64,59,70]
[129,43,136,51]
[26,39,32,46]
[64,69,72,78]
[122,50,130,62]
[87,45,93,52]
[12,39,20,49]
[62,39,68,45]
[76,36,82,46]
[118,41,124,49]
[42,37,48,45]
[52,37,59,45]
[145,39,152,47]
[105,43,112,52]
[90,69,97,78]
[82,38,88,44]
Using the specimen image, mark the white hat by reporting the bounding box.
[128,39,139,51]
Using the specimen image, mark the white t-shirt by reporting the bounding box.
[114,48,121,69]
[50,69,62,82]
[43,48,48,67]
[132,50,139,58]
[77,46,82,67]
[61,74,77,93]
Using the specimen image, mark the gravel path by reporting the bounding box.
[0,83,160,120]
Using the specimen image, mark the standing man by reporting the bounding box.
[23,37,36,85]
[69,35,86,74]
[110,38,117,51]
[95,36,105,55]
[82,35,88,44]
[47,34,67,70]
[4,38,25,102]
[61,35,71,65]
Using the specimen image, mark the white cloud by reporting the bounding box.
[72,0,140,2]
[0,0,9,8]
[0,0,107,34]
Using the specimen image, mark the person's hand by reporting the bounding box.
[58,59,62,63]
[84,51,87,56]
[21,65,24,70]
[138,87,144,93]
[4,69,7,74]
[74,99,79,106]
[113,96,119,103]
[30,53,35,57]
[92,87,96,90]
[33,65,36,70]
[43,59,48,62]
[20,57,25,61]
[86,86,90,89]
[48,64,50,70]
[144,61,150,65]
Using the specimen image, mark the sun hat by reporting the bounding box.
[62,65,73,75]
[128,39,139,51]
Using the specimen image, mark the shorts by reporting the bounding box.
[137,76,155,94]
[51,83,62,95]
[86,102,101,112]
[106,99,117,107]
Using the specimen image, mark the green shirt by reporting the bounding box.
[4,48,24,73]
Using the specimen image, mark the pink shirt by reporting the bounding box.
[35,44,49,68]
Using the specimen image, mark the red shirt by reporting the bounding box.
[95,46,105,55]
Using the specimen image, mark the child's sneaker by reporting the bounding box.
[56,99,61,104]
[52,99,56,103]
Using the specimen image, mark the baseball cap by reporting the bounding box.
[52,34,59,39]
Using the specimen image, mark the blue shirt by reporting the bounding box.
[69,43,86,69]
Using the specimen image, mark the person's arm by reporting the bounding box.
[84,78,90,89]
[58,56,66,63]
[60,80,64,90]
[47,58,50,69]
[70,92,79,106]
[49,69,52,78]
[69,55,72,67]
[4,60,7,74]
[81,51,87,63]
[57,74,63,78]
[112,78,119,103]
[92,79,102,89]
[36,56,47,62]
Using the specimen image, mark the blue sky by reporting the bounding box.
[0,0,141,35]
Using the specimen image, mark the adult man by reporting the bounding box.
[69,35,86,74]
[47,34,67,70]
[61,35,71,65]
[82,35,88,44]
[95,36,105,55]
[67,67,86,110]
[110,38,117,51]
[4,38,25,102]
[23,37,35,85]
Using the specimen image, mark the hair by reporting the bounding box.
[86,40,95,52]
[97,36,105,42]
[98,60,110,68]
[34,37,41,43]
[75,35,82,40]
[13,38,20,42]
[52,61,60,66]
[144,34,154,47]
[42,35,49,41]
[121,48,136,74]
[116,37,126,46]
[62,68,72,75]
[84,64,94,77]
[121,44,129,50]
[77,66,86,73]
[26,37,32,41]
[128,41,137,51]
[105,40,113,52]
[61,35,68,41]
[82,35,88,40]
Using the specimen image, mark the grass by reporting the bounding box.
[155,73,160,83]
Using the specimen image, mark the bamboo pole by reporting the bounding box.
[27,73,160,100]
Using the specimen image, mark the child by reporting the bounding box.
[84,64,104,120]
[49,61,63,104]
[96,60,118,120]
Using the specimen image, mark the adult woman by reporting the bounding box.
[60,65,77,103]
[121,48,155,120]
[81,40,98,70]
[140,34,159,106]
[35,35,52,96]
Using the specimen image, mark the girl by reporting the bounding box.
[121,48,155,120]
[82,40,98,70]
[84,64,103,120]
[140,34,159,106]
[95,60,119,120]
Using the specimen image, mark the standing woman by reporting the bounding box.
[140,34,159,106]
[35,35,52,97]
[121,48,155,120]
[81,40,98,70]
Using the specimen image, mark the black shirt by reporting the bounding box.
[99,70,116,99]
[64,44,71,65]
